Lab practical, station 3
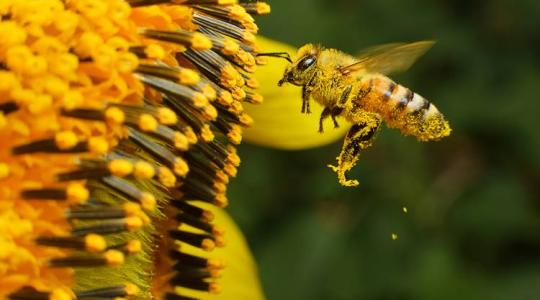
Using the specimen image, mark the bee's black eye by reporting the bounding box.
[298,56,315,71]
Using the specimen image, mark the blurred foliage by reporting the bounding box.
[228,0,540,299]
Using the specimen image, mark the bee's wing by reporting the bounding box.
[339,41,435,75]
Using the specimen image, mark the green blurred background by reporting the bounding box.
[230,1,540,299]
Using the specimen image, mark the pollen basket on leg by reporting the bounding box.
[1,1,268,300]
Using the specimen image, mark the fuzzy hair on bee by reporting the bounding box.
[278,41,451,187]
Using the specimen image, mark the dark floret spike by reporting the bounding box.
[0,101,19,114]
[76,285,135,299]
[66,206,127,220]
[12,139,89,155]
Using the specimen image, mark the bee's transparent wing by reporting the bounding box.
[339,41,435,75]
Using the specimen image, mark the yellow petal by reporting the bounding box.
[243,36,349,150]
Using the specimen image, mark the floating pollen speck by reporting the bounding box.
[0,0,269,299]
[391,233,399,240]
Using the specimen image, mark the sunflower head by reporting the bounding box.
[1,1,269,299]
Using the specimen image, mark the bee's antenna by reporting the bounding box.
[257,52,292,63]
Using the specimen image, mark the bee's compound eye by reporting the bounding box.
[298,56,316,71]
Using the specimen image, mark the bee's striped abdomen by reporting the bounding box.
[355,75,451,141]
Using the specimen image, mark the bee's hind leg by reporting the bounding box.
[319,107,332,133]
[328,113,381,187]
[331,107,343,128]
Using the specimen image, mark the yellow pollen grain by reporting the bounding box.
[104,250,125,267]
[215,236,226,247]
[227,153,241,167]
[124,283,140,296]
[75,32,103,58]
[116,52,139,73]
[201,239,216,251]
[237,50,255,66]
[232,88,246,100]
[173,157,189,177]
[105,107,126,124]
[125,216,144,231]
[140,192,156,212]
[158,167,176,187]
[222,39,240,55]
[66,183,89,204]
[178,69,200,85]
[202,105,217,121]
[0,21,27,48]
[212,225,225,236]
[49,289,73,300]
[250,92,264,104]
[243,31,256,44]
[255,56,268,65]
[138,114,158,132]
[239,114,254,126]
[207,258,224,269]
[246,78,259,89]
[0,162,10,179]
[192,92,208,108]
[85,234,107,253]
[214,182,227,193]
[229,5,246,19]
[157,107,177,125]
[217,91,233,105]
[214,194,228,208]
[202,210,215,222]
[108,159,134,177]
[88,137,110,155]
[209,269,221,278]
[61,90,84,110]
[123,202,142,217]
[126,240,142,254]
[134,161,155,179]
[257,2,271,14]
[230,101,243,114]
[200,125,215,142]
[190,32,212,50]
[227,127,242,145]
[209,283,221,294]
[174,132,189,151]
[183,127,198,144]
[0,71,18,92]
[402,206,408,214]
[145,44,165,60]
[244,64,257,73]
[29,93,53,115]
[224,163,238,178]
[202,84,217,100]
[215,170,229,184]
[391,233,398,240]
[220,64,239,82]
[218,0,237,4]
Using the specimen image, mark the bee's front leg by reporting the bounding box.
[301,85,312,114]
[301,74,317,114]
[328,113,381,187]
[301,86,311,114]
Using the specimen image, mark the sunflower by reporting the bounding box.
[0,1,273,299]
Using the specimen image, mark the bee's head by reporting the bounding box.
[278,44,321,87]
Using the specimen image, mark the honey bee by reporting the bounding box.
[275,41,451,187]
